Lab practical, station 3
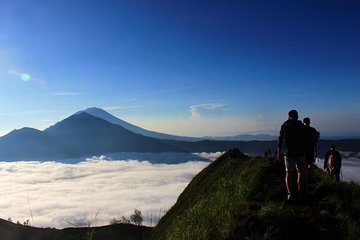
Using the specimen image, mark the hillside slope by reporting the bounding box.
[0,219,151,240]
[148,149,360,240]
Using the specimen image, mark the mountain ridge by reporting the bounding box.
[44,112,184,156]
[148,149,360,240]
[79,107,201,142]
[203,133,277,141]
[0,112,185,161]
[1,108,360,161]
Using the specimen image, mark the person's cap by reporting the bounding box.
[331,144,336,149]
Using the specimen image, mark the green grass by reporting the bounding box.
[147,149,360,240]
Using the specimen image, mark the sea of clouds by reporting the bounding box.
[0,151,358,229]
[0,152,223,229]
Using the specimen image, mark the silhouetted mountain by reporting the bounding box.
[0,219,151,240]
[79,107,201,142]
[203,134,277,141]
[0,127,63,161]
[163,139,278,156]
[81,108,278,141]
[317,139,360,156]
[1,108,360,161]
[0,112,183,161]
[44,112,184,157]
[164,137,360,158]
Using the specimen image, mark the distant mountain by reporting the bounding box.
[0,219,151,240]
[44,112,184,156]
[1,107,360,161]
[81,108,278,142]
[79,107,201,142]
[203,134,277,141]
[163,139,278,156]
[0,112,184,161]
[0,127,63,160]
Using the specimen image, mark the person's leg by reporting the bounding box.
[297,169,306,192]
[304,160,310,193]
[284,156,295,200]
[285,170,293,194]
[335,169,340,182]
[304,152,314,192]
[295,156,306,197]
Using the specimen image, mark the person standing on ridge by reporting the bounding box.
[303,117,320,168]
[324,144,342,182]
[277,110,306,201]
[303,117,320,193]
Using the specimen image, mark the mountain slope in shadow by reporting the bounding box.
[44,112,184,157]
[0,127,63,160]
[79,107,201,142]
[0,112,184,161]
[148,149,360,240]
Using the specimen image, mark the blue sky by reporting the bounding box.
[1,0,359,137]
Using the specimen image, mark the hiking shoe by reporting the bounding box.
[287,193,293,201]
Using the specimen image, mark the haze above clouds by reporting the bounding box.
[0,151,358,229]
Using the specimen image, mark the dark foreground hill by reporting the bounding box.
[0,219,151,240]
[148,149,360,240]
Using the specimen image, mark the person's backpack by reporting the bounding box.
[312,130,320,145]
[327,153,340,172]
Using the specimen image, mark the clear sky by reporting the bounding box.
[1,0,359,137]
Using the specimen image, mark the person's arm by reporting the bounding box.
[277,124,285,160]
[338,152,342,168]
[324,152,329,169]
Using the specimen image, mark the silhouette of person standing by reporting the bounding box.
[302,117,320,193]
[324,144,342,182]
[277,110,306,201]
[303,117,320,168]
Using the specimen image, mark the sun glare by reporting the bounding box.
[21,73,31,82]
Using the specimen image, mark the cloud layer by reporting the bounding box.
[0,153,216,229]
[0,151,358,229]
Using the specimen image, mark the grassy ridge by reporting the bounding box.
[148,149,360,240]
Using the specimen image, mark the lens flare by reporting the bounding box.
[21,73,31,81]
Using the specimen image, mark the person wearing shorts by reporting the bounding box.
[277,110,306,201]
